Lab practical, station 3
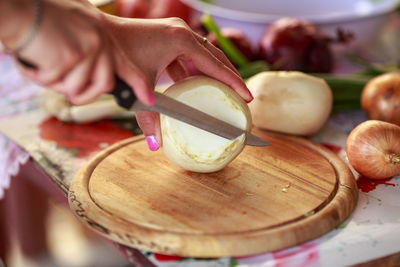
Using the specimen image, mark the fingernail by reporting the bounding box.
[247,87,254,100]
[148,91,155,105]
[244,88,254,102]
[146,135,159,151]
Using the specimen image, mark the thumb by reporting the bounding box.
[135,111,162,151]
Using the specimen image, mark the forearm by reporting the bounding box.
[0,0,36,50]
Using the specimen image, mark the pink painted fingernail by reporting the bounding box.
[247,87,254,100]
[146,135,159,151]
[148,91,155,105]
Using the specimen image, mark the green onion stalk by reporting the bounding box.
[201,14,270,79]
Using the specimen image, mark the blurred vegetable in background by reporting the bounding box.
[246,71,333,136]
[116,0,192,23]
[206,27,255,65]
[361,72,400,125]
[201,14,270,78]
[257,17,335,73]
[201,14,400,114]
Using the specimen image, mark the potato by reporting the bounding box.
[246,71,332,136]
[160,76,252,173]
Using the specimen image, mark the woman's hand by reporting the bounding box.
[1,0,252,151]
[106,16,253,150]
[1,0,155,108]
[1,0,127,105]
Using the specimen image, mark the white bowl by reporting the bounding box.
[182,0,399,51]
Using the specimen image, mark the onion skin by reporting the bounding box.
[258,17,333,73]
[361,72,400,126]
[346,120,400,179]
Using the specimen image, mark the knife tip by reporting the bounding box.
[245,133,271,147]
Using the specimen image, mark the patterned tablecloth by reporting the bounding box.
[0,54,40,198]
[1,22,400,265]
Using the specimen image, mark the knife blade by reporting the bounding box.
[110,76,271,147]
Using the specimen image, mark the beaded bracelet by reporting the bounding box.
[13,0,42,55]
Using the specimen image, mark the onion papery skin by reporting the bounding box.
[346,120,400,179]
[160,76,252,173]
[361,72,400,126]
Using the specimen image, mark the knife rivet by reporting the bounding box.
[121,90,131,100]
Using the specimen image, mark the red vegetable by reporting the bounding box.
[116,0,191,23]
[39,117,133,158]
[346,120,400,179]
[258,17,334,73]
[206,27,255,64]
[116,0,150,18]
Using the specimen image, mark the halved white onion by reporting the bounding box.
[160,76,252,173]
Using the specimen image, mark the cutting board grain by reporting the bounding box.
[68,129,358,257]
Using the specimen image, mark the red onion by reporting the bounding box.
[116,0,191,23]
[206,27,255,64]
[258,17,334,73]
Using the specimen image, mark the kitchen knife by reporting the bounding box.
[15,56,269,146]
[111,77,271,147]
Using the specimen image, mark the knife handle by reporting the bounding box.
[17,57,38,69]
[109,76,137,110]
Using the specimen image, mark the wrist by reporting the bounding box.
[0,0,37,51]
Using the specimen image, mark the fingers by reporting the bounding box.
[19,33,83,86]
[135,110,161,151]
[114,49,155,106]
[50,49,98,100]
[114,47,162,151]
[194,34,240,76]
[35,51,81,86]
[67,50,114,104]
[35,37,114,105]
[186,34,253,103]
[13,1,114,104]
[14,46,80,86]
[166,59,189,82]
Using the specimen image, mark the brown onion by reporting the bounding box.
[361,72,400,126]
[346,120,400,179]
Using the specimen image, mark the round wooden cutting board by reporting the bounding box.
[68,129,358,258]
